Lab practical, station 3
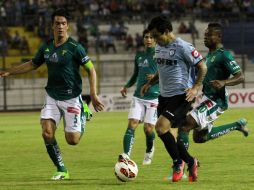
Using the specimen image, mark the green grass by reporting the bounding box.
[0,108,253,190]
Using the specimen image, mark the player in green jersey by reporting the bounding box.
[178,22,249,158]
[0,8,104,180]
[118,29,159,165]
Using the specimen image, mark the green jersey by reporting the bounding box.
[124,47,159,100]
[32,37,90,100]
[203,48,241,109]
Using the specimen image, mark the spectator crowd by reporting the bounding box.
[0,0,254,55]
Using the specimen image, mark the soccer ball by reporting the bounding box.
[114,159,138,182]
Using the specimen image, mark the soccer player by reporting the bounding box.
[0,8,104,180]
[119,29,158,165]
[141,15,207,182]
[178,22,249,152]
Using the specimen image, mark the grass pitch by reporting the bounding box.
[0,108,253,190]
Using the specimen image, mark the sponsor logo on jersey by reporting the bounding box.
[229,60,240,70]
[155,58,177,65]
[191,49,201,58]
[206,100,214,108]
[229,60,237,65]
[169,49,176,56]
[45,48,50,52]
[138,59,149,67]
[49,52,58,62]
[67,107,80,114]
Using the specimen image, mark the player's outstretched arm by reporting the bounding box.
[85,63,104,112]
[0,60,38,77]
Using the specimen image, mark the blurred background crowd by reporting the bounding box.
[0,0,254,56]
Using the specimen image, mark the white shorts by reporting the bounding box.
[128,97,158,125]
[41,93,86,133]
[190,95,225,132]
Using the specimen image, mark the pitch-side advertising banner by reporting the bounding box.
[227,88,254,108]
[95,88,254,112]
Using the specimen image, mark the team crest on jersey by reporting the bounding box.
[49,52,58,63]
[169,49,176,57]
[62,50,67,56]
[191,49,200,58]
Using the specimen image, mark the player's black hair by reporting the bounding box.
[148,15,173,33]
[142,28,150,38]
[208,22,222,34]
[51,8,70,23]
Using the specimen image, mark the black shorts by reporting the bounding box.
[157,94,194,128]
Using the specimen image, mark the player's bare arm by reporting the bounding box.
[0,60,38,77]
[120,87,127,97]
[146,74,155,81]
[140,71,159,97]
[185,60,207,102]
[209,71,244,89]
[86,65,104,112]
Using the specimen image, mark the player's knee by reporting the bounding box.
[128,119,139,130]
[193,129,208,143]
[144,124,154,135]
[41,119,56,142]
[66,138,80,145]
[65,132,81,145]
[193,134,206,143]
[155,123,165,136]
[42,130,54,142]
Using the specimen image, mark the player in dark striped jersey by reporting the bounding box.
[141,15,207,182]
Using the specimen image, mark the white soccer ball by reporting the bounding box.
[114,159,138,182]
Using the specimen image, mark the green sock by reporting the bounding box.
[178,130,189,150]
[145,131,155,153]
[123,128,135,156]
[45,140,67,172]
[207,122,239,140]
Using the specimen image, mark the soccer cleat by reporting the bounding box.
[83,103,93,121]
[142,146,155,165]
[51,171,70,180]
[172,161,185,182]
[236,118,249,137]
[165,161,187,181]
[188,158,200,182]
[118,153,130,164]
